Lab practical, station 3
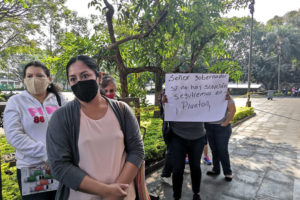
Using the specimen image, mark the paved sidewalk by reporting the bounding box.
[146,97,300,200]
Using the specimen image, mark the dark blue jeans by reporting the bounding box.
[17,169,56,200]
[204,123,232,175]
[161,143,173,177]
[171,134,205,199]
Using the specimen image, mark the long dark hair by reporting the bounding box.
[24,61,61,105]
[66,55,99,78]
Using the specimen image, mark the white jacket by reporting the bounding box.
[4,91,67,168]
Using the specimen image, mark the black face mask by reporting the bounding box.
[71,79,99,103]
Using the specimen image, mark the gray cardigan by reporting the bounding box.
[46,97,144,200]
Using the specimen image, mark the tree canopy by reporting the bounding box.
[2,0,300,99]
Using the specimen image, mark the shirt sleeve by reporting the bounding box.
[122,103,145,168]
[46,109,87,190]
[4,97,46,160]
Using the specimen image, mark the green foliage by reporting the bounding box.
[140,111,165,163]
[87,0,250,97]
[1,163,20,200]
[0,136,20,199]
[0,136,15,154]
[226,12,300,89]
[232,106,254,123]
[0,92,6,102]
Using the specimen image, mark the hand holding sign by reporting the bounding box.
[164,73,229,122]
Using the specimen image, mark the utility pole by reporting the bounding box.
[49,18,53,56]
[277,36,282,92]
[246,0,255,107]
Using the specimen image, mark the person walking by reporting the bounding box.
[4,61,67,200]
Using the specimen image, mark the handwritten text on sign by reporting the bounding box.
[164,73,229,122]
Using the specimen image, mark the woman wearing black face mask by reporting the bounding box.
[46,55,144,200]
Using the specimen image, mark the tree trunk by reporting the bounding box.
[153,72,163,118]
[119,70,129,97]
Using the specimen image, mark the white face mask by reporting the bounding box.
[24,77,50,95]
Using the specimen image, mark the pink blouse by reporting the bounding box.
[68,106,135,200]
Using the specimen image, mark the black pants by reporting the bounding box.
[161,143,173,177]
[204,123,232,175]
[171,134,205,199]
[17,169,56,200]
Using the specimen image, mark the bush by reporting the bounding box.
[232,107,254,123]
[140,111,166,164]
[0,136,21,199]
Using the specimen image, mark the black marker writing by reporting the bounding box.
[181,100,211,111]
[173,92,212,100]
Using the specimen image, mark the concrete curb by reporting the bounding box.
[145,159,165,176]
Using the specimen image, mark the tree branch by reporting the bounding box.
[186,33,217,73]
[0,32,19,51]
[126,66,165,75]
[107,5,169,50]
[173,59,190,73]
[0,1,28,21]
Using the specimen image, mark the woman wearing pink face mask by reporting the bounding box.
[4,61,67,200]
[101,74,117,99]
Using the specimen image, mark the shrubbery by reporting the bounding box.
[232,107,254,123]
[0,134,20,199]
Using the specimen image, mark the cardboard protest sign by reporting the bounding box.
[164,73,229,122]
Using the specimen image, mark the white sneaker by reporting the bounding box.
[160,176,172,186]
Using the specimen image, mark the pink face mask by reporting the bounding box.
[105,93,115,99]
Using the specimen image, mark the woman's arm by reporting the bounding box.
[116,162,139,184]
[79,175,128,198]
[122,103,145,168]
[221,101,236,127]
[46,110,87,190]
[4,98,46,160]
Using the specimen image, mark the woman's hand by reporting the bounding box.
[45,161,51,174]
[103,183,128,200]
[220,122,229,127]
[225,92,230,100]
[162,95,168,105]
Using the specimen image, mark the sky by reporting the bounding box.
[225,0,300,24]
[65,0,300,24]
